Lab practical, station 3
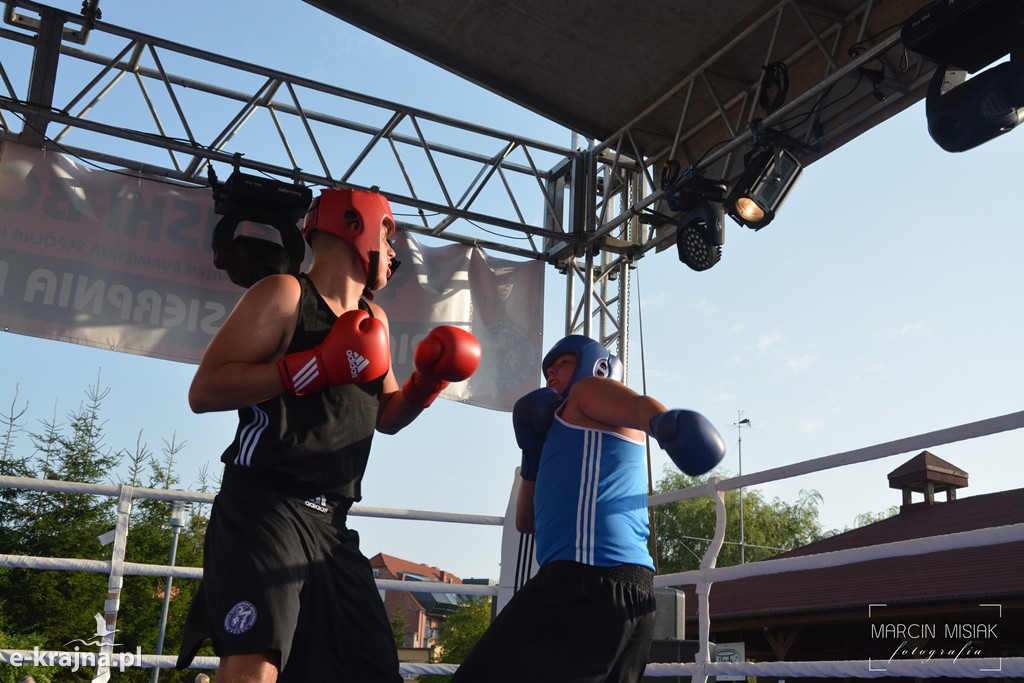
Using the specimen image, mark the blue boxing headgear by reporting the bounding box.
[542,335,623,395]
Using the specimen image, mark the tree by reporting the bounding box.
[652,467,826,573]
[853,506,899,527]
[0,381,121,649]
[0,380,211,682]
[421,597,492,683]
[0,386,33,550]
[115,433,208,681]
[390,606,409,648]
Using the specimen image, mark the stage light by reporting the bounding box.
[209,165,311,288]
[726,146,802,230]
[676,198,725,272]
[667,176,727,272]
[925,59,1024,152]
[902,0,1024,152]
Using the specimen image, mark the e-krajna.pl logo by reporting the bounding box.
[7,612,143,676]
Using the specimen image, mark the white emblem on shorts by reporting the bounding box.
[224,601,257,634]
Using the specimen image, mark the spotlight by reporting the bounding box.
[209,164,311,288]
[903,0,1024,152]
[676,199,725,272]
[669,177,727,272]
[925,59,1024,152]
[726,146,802,230]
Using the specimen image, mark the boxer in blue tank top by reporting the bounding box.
[453,335,725,683]
[534,414,654,570]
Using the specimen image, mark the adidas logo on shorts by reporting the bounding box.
[347,349,369,379]
[304,495,330,513]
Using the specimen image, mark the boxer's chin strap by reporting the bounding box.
[362,251,381,300]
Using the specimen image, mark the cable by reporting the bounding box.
[634,265,659,573]
[2,105,215,190]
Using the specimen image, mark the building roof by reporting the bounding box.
[370,552,477,618]
[370,553,464,585]
[887,449,969,492]
[686,486,1024,622]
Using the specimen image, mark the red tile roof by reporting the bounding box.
[369,552,464,584]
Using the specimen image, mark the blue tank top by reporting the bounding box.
[533,415,654,570]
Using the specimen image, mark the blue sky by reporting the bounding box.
[2,1,1023,581]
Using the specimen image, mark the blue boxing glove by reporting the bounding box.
[649,409,726,476]
[512,387,565,481]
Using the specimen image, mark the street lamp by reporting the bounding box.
[152,501,187,683]
[735,413,751,564]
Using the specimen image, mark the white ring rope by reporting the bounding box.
[644,658,1024,678]
[0,554,499,596]
[348,505,503,525]
[649,410,1024,506]
[375,578,498,596]
[655,521,1024,587]
[3,650,1020,678]
[0,409,1020,679]
[0,475,501,526]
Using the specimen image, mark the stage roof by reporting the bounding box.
[303,0,938,170]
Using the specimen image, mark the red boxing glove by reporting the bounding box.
[402,326,482,408]
[278,309,390,396]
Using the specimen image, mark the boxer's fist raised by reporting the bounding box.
[413,326,482,381]
[402,326,481,408]
[513,387,564,481]
[649,409,726,476]
[278,309,390,396]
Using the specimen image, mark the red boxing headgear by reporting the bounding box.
[303,188,395,295]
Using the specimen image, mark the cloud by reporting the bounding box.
[853,361,888,386]
[695,297,717,315]
[794,418,818,433]
[752,329,785,352]
[785,352,818,374]
[708,391,738,407]
[873,322,927,343]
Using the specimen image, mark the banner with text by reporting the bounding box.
[0,142,544,411]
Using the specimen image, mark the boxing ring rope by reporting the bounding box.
[0,409,1022,678]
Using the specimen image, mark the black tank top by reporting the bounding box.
[219,273,385,501]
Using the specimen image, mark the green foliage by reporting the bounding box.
[0,625,51,682]
[853,505,899,528]
[390,606,408,648]
[652,466,826,573]
[0,380,212,682]
[420,597,492,683]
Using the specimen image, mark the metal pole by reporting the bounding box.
[151,500,186,683]
[736,413,751,564]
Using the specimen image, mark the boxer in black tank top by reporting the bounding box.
[176,189,481,682]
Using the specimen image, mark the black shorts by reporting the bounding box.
[176,472,401,682]
[452,561,656,683]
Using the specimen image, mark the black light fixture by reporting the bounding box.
[725,146,802,230]
[209,158,311,288]
[926,60,1024,152]
[666,174,727,272]
[902,0,1024,152]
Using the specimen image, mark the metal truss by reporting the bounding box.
[0,0,938,366]
[585,0,937,263]
[0,1,579,262]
